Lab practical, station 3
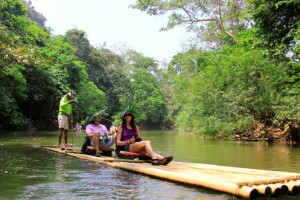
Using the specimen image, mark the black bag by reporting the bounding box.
[115,145,125,156]
[81,137,91,153]
[134,134,142,142]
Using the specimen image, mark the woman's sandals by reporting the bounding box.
[151,159,164,165]
[151,156,173,166]
[162,156,173,166]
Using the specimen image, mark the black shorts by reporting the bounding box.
[124,143,130,151]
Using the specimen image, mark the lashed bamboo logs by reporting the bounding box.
[42,147,300,199]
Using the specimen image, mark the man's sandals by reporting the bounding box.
[151,156,173,166]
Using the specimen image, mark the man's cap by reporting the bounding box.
[67,90,76,97]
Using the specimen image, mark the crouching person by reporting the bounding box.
[85,115,116,157]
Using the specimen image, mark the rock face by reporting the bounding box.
[235,122,300,144]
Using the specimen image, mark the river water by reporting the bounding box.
[1,130,300,200]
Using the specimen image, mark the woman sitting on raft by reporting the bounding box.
[116,112,173,166]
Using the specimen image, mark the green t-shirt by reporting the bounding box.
[59,94,72,116]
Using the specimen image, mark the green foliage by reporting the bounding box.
[112,118,122,127]
[82,110,108,127]
[165,39,296,135]
[64,30,128,117]
[0,0,109,130]
[0,0,49,129]
[245,0,300,60]
[75,81,106,119]
[273,61,300,121]
[0,0,27,24]
[65,29,91,62]
[0,0,49,46]
[129,68,167,125]
[40,36,86,92]
[123,49,159,74]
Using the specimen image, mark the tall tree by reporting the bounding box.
[123,49,159,74]
[132,0,248,47]
[65,29,91,63]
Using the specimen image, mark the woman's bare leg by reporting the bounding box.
[129,140,164,160]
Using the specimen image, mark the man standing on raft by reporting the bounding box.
[57,91,75,148]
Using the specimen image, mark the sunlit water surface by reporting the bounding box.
[1,130,300,200]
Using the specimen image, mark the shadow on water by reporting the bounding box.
[1,130,300,199]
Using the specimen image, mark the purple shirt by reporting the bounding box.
[122,127,137,141]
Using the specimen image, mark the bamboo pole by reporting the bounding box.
[172,162,300,178]
[103,159,150,163]
[268,184,282,197]
[293,180,300,187]
[274,183,289,194]
[237,177,300,187]
[286,182,300,195]
[251,185,272,197]
[68,153,149,163]
[70,94,74,146]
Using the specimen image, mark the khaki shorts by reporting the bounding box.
[58,114,69,130]
[91,137,115,148]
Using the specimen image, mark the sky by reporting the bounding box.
[29,0,192,62]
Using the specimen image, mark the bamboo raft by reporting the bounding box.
[41,146,300,199]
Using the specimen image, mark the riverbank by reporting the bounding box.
[235,121,300,144]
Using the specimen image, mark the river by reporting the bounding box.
[1,130,300,200]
